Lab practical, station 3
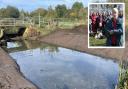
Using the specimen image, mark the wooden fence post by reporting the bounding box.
[39,13,41,27]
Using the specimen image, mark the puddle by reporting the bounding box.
[3,40,119,89]
[7,41,22,48]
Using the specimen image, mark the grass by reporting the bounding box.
[36,19,85,37]
[37,26,57,37]
[57,19,85,29]
[117,60,128,89]
[59,21,76,29]
[89,36,106,46]
[117,26,128,89]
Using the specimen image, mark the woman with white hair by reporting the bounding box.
[104,7,123,46]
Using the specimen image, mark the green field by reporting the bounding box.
[36,19,85,36]
[89,37,106,46]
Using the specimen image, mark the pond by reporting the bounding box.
[3,40,119,89]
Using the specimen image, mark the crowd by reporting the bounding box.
[89,8,123,46]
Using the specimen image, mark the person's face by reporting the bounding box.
[100,14,102,17]
[112,11,118,19]
[93,12,95,15]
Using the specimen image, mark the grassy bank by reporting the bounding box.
[117,26,128,89]
[117,60,128,89]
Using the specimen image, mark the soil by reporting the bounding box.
[0,48,37,89]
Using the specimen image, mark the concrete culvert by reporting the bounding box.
[18,27,26,36]
[0,29,4,39]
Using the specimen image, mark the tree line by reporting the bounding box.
[0,2,87,20]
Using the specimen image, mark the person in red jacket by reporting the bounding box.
[91,12,97,34]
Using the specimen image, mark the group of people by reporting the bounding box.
[89,8,123,46]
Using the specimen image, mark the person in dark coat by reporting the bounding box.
[104,8,123,46]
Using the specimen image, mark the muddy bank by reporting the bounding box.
[0,47,37,89]
[39,25,127,60]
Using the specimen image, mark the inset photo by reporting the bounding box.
[88,3,125,48]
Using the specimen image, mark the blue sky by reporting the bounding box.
[90,0,107,2]
[0,0,89,12]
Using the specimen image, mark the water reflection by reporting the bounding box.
[4,40,59,54]
[3,40,119,89]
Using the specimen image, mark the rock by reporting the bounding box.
[23,26,39,38]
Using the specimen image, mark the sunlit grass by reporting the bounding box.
[117,60,128,89]
[36,20,85,36]
[59,20,85,29]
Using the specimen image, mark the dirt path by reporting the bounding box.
[0,48,37,89]
[39,25,127,60]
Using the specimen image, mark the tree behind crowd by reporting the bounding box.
[0,2,87,20]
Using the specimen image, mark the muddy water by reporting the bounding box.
[3,40,119,89]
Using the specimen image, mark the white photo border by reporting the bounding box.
[88,3,125,48]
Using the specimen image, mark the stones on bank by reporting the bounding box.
[23,26,40,39]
